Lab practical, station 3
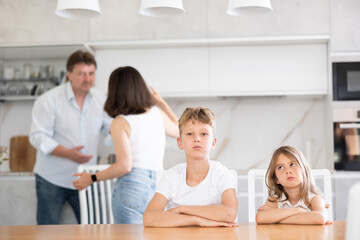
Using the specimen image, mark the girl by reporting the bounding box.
[256,146,330,225]
[72,66,179,224]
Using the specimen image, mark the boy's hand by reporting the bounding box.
[196,217,239,227]
[167,206,182,214]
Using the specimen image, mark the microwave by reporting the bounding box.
[333,62,360,101]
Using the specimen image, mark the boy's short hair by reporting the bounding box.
[178,107,216,136]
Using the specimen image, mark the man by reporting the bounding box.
[29,50,112,225]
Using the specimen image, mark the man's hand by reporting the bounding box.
[67,146,92,163]
[72,172,92,191]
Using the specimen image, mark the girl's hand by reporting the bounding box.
[150,86,165,106]
[257,205,271,211]
[196,217,239,227]
[72,172,92,191]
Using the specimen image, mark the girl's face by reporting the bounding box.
[274,153,303,189]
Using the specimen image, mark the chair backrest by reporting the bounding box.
[77,164,115,224]
[247,168,333,223]
[346,182,360,240]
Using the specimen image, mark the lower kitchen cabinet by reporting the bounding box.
[0,175,77,225]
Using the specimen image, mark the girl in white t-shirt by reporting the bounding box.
[143,107,238,227]
[256,146,331,225]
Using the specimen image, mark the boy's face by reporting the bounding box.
[177,120,216,160]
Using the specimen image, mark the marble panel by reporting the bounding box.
[163,96,327,171]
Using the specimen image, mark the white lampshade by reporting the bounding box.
[55,0,101,19]
[139,0,185,17]
[227,0,272,16]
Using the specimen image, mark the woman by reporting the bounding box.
[72,66,179,224]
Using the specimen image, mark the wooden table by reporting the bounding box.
[0,221,345,240]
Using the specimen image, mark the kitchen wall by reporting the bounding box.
[0,95,328,172]
[163,96,329,171]
[1,0,360,224]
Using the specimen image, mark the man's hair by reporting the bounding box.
[66,50,97,73]
[178,107,216,136]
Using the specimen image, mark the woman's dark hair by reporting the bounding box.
[104,66,154,117]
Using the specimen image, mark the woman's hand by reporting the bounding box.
[72,172,92,191]
[150,86,165,106]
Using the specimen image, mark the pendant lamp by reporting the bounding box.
[227,0,272,16]
[139,0,185,17]
[55,0,101,19]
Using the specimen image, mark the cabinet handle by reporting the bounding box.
[339,123,360,129]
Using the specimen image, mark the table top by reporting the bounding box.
[0,221,345,240]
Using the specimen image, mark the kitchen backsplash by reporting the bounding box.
[161,96,328,171]
[0,95,329,172]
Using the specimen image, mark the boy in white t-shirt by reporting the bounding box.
[143,107,238,227]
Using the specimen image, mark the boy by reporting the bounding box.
[143,107,238,227]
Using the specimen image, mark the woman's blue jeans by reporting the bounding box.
[112,168,157,224]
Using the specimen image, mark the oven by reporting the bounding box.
[333,102,360,170]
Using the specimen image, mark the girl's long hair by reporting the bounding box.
[265,146,320,208]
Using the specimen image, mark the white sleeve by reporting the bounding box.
[216,169,237,195]
[29,96,59,154]
[156,170,178,200]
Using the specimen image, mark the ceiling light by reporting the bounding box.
[139,0,185,17]
[227,0,272,16]
[55,0,101,19]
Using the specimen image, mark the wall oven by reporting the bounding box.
[333,102,360,170]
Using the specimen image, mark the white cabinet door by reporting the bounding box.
[95,47,209,96]
[209,43,328,96]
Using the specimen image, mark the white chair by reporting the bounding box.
[247,168,333,222]
[346,182,360,240]
[77,164,115,224]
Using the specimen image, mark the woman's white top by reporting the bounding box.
[156,160,237,210]
[119,106,165,171]
[277,192,316,211]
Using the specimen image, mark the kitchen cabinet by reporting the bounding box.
[89,36,330,97]
[93,46,209,96]
[210,42,329,96]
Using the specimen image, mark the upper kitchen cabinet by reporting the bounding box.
[92,43,209,97]
[330,0,360,52]
[209,37,329,96]
[0,0,88,44]
[89,36,329,97]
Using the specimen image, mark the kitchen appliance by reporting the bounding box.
[333,102,360,170]
[333,62,360,101]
